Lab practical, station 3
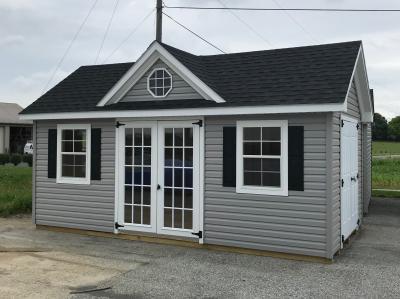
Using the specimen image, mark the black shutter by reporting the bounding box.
[48,129,57,178]
[223,127,236,187]
[91,128,101,180]
[288,126,304,191]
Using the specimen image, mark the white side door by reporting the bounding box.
[340,116,359,242]
[156,121,201,238]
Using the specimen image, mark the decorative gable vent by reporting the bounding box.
[147,68,173,98]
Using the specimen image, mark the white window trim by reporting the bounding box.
[236,120,288,196]
[56,124,91,185]
[147,67,173,98]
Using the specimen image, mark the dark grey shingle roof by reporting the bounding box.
[21,41,361,114]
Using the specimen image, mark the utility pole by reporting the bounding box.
[156,0,162,42]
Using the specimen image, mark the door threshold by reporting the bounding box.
[118,229,199,243]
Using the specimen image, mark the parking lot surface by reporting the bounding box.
[1,198,400,298]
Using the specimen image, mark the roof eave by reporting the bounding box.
[19,102,346,120]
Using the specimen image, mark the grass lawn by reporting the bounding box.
[0,166,32,217]
[372,141,400,156]
[372,158,400,198]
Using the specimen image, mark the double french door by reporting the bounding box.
[117,121,201,238]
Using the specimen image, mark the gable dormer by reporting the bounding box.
[97,41,225,107]
[121,59,202,102]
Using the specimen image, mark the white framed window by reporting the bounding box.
[147,68,173,98]
[57,124,91,184]
[236,120,288,196]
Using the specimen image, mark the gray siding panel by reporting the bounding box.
[363,123,372,213]
[34,119,115,232]
[122,60,203,102]
[330,112,341,254]
[204,114,329,258]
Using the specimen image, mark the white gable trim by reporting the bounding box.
[96,42,225,106]
[20,102,346,120]
[343,45,373,123]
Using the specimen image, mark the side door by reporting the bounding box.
[340,117,359,241]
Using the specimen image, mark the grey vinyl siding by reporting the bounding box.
[121,60,202,102]
[342,80,363,221]
[329,112,341,254]
[34,119,115,232]
[204,113,330,258]
[362,123,372,213]
[32,121,37,224]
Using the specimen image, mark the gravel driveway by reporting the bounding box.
[1,197,400,298]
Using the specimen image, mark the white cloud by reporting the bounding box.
[0,0,399,119]
[0,35,24,47]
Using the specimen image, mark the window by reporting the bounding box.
[236,120,288,196]
[147,68,172,97]
[57,124,91,184]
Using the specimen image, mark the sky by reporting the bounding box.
[0,0,399,119]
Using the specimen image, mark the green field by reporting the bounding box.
[0,166,32,217]
[372,158,400,197]
[372,141,400,156]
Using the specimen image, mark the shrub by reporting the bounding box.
[10,154,22,166]
[22,154,33,167]
[0,154,9,165]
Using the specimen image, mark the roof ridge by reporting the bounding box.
[161,40,361,58]
[80,61,135,68]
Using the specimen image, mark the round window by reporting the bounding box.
[147,68,172,97]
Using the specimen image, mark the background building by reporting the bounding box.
[0,102,32,154]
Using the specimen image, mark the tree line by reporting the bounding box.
[373,113,400,141]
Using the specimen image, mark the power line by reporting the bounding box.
[162,12,227,54]
[103,8,155,63]
[270,0,319,43]
[41,0,98,95]
[95,0,120,64]
[217,0,273,47]
[164,5,400,12]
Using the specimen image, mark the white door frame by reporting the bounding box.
[116,121,158,233]
[115,118,204,241]
[340,114,359,244]
[156,120,201,238]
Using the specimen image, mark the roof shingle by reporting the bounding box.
[21,41,361,115]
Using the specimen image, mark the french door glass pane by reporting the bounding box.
[163,127,194,230]
[124,128,152,225]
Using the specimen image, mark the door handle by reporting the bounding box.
[157,184,161,190]
[351,177,356,182]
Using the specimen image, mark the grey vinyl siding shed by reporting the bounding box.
[23,40,374,261]
[34,119,116,232]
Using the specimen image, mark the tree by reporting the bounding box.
[388,116,400,141]
[372,113,388,141]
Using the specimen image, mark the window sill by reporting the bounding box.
[56,177,91,185]
[236,186,288,196]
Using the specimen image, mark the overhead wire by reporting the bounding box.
[162,12,227,54]
[41,0,98,95]
[95,0,120,64]
[216,0,273,47]
[270,0,319,43]
[163,5,400,12]
[102,8,155,63]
